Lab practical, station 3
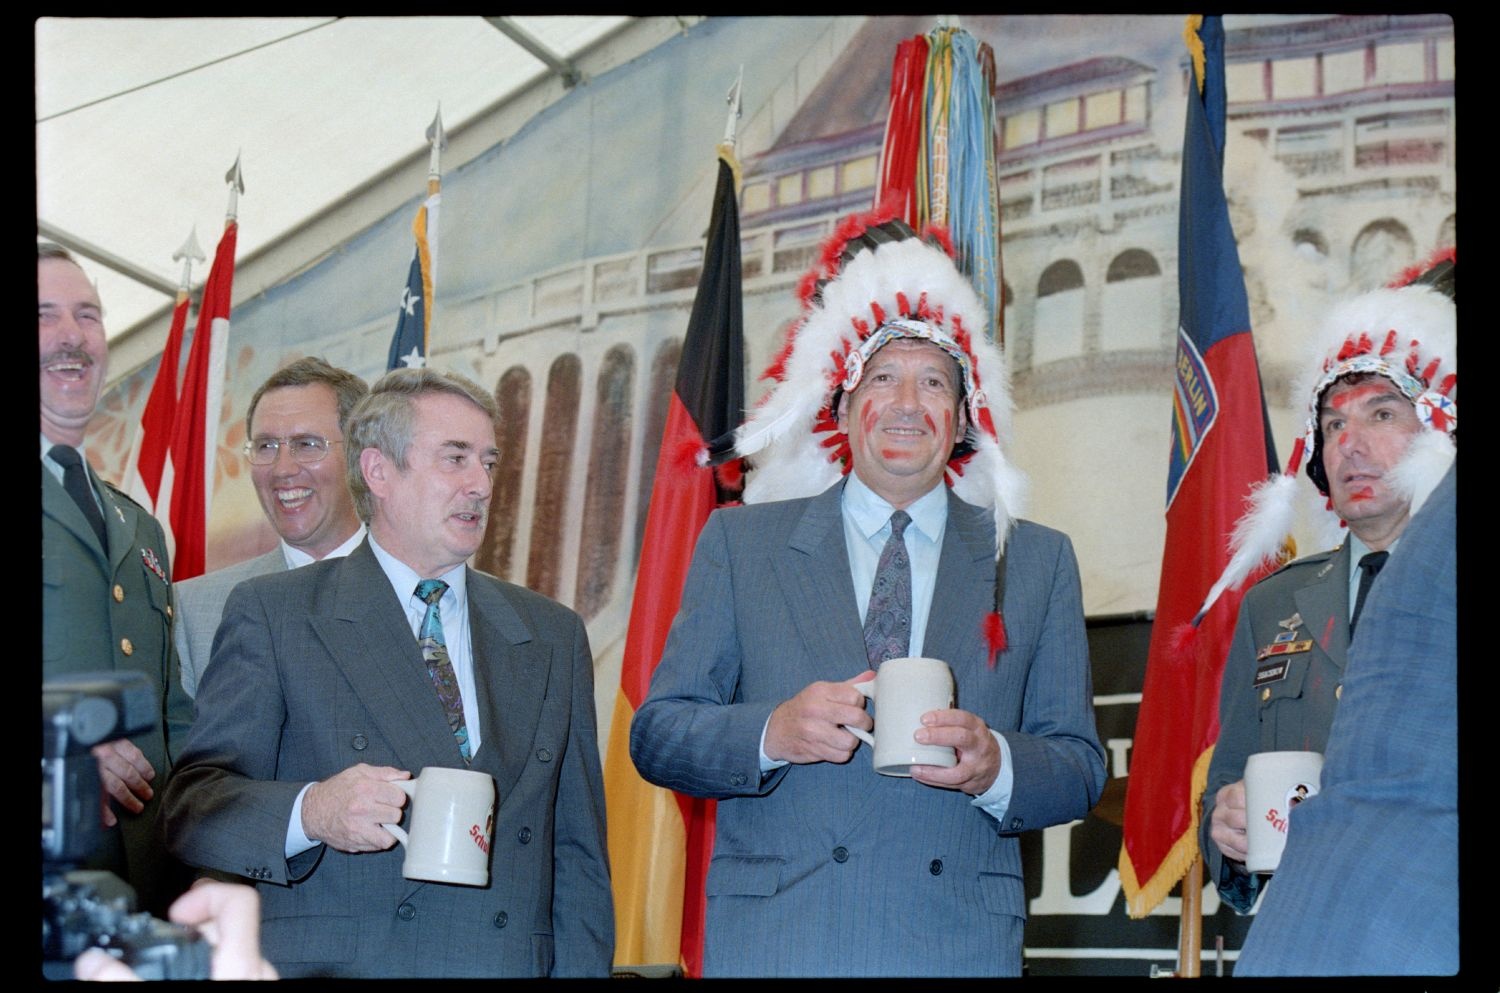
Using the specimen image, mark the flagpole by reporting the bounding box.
[174,227,206,299]
[224,152,245,226]
[1178,859,1202,976]
[425,105,446,346]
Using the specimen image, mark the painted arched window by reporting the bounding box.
[575,346,636,620]
[1101,249,1163,351]
[476,365,531,582]
[1350,219,1415,291]
[527,354,581,600]
[1032,259,1085,365]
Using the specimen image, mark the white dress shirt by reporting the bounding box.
[280,523,366,569]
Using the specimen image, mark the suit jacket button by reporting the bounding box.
[397,902,416,921]
[730,772,747,786]
[1008,816,1023,831]
[929,859,943,876]
[352,734,368,751]
[493,911,508,929]
[518,827,532,844]
[832,846,849,863]
[113,584,125,602]
[120,638,134,656]
[536,748,552,763]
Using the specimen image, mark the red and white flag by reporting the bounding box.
[159,220,237,581]
[123,289,190,511]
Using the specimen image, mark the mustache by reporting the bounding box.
[40,348,95,369]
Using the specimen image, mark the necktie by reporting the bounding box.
[50,445,108,553]
[415,579,471,762]
[1350,550,1389,637]
[863,510,912,668]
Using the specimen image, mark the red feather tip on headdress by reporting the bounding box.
[1388,246,1456,289]
[714,457,744,492]
[983,611,1007,668]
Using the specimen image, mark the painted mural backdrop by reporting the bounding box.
[80,15,1453,974]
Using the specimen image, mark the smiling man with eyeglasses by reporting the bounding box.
[172,357,368,698]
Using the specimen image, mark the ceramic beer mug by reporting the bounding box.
[382,766,496,886]
[843,656,958,777]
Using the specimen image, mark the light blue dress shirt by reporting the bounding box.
[760,474,1016,822]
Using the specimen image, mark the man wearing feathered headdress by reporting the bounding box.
[629,209,1105,977]
[1200,251,1456,913]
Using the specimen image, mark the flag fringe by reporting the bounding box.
[1120,744,1214,919]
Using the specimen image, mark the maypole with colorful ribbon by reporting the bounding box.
[388,107,444,371]
[877,22,1003,340]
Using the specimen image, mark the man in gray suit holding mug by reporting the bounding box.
[164,367,613,977]
[630,211,1106,977]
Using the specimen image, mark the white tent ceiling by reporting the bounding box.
[35,16,693,370]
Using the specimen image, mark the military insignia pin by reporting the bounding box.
[141,547,168,583]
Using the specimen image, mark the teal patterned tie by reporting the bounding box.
[415,579,471,762]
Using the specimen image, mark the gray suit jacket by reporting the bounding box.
[1236,465,1457,976]
[173,547,283,698]
[630,482,1106,977]
[1201,542,1350,912]
[161,540,614,977]
[42,461,192,914]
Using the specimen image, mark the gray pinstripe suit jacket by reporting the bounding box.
[630,482,1105,977]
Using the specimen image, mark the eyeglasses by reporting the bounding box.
[243,435,342,465]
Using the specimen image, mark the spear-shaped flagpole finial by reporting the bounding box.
[426,105,447,189]
[224,152,246,223]
[172,226,207,294]
[722,66,744,149]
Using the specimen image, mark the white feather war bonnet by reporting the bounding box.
[1194,249,1456,623]
[727,207,1026,663]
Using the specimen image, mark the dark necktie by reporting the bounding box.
[415,579,471,762]
[863,510,912,668]
[1350,550,1389,637]
[50,445,108,553]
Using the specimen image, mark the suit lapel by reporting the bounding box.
[466,573,550,806]
[924,491,996,680]
[773,482,866,682]
[1293,542,1351,673]
[309,542,462,771]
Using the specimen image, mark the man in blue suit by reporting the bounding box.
[1236,463,1456,975]
[631,214,1105,977]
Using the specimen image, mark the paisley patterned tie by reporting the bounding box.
[863,510,912,668]
[415,579,471,762]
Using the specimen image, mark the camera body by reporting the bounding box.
[41,672,209,980]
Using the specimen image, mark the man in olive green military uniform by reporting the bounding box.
[40,242,192,914]
[1199,256,1456,912]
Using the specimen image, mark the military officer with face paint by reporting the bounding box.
[1199,253,1455,912]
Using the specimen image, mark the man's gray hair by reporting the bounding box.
[246,356,369,438]
[344,367,500,523]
